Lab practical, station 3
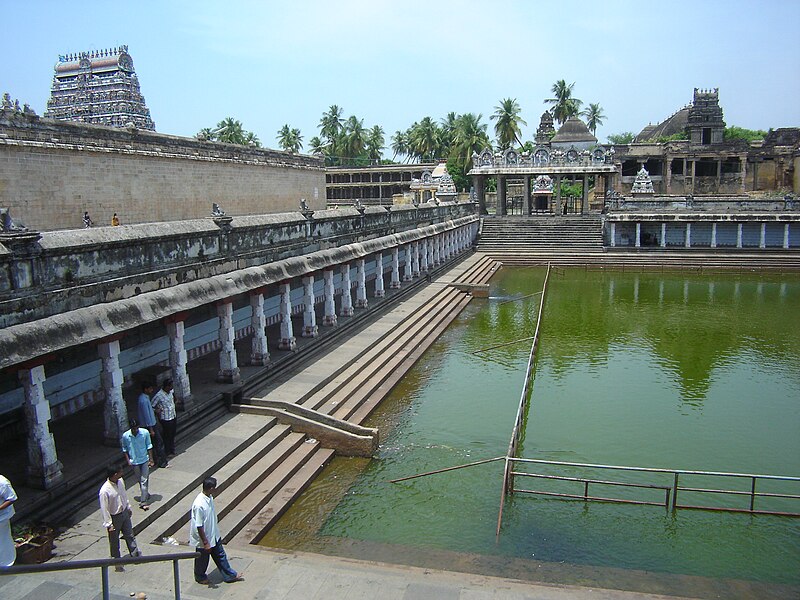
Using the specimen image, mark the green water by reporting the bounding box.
[262,268,800,593]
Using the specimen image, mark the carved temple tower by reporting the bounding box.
[44,46,155,131]
[686,88,725,146]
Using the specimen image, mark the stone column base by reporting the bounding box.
[27,461,64,490]
[323,315,338,326]
[250,353,270,366]
[302,325,319,338]
[375,290,385,298]
[176,394,194,412]
[403,275,413,282]
[340,307,354,317]
[355,299,368,308]
[217,368,241,384]
[389,282,401,289]
[279,337,297,350]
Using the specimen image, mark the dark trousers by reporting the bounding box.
[149,424,167,467]
[194,539,237,582]
[108,509,139,558]
[160,418,177,456]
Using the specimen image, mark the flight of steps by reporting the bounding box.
[138,254,500,549]
[478,216,604,256]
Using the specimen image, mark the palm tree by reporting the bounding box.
[391,130,409,162]
[343,115,366,160]
[452,113,490,173]
[439,112,458,157]
[277,125,303,153]
[319,105,344,143]
[581,103,606,136]
[244,131,261,147]
[196,127,215,141]
[366,125,385,162]
[491,98,527,149]
[545,80,583,126]
[309,136,326,155]
[214,117,246,144]
[408,117,440,161]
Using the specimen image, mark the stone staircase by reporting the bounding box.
[116,254,501,551]
[477,216,605,255]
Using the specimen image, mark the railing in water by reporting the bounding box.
[509,458,800,517]
[0,551,199,600]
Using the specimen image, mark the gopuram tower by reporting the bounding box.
[44,45,155,131]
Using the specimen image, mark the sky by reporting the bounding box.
[2,0,799,154]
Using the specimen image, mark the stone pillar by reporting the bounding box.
[609,222,616,247]
[355,259,368,308]
[497,176,506,216]
[759,223,766,249]
[435,234,442,265]
[689,160,696,194]
[784,223,790,249]
[216,301,240,383]
[302,275,319,337]
[166,318,193,409]
[581,174,589,214]
[711,223,717,249]
[524,176,532,216]
[716,159,722,190]
[420,238,429,272]
[476,176,487,214]
[740,154,747,193]
[374,254,385,298]
[685,223,692,248]
[428,235,435,267]
[19,364,63,489]
[665,155,673,194]
[635,223,641,248]
[278,282,297,350]
[737,223,743,248]
[249,291,270,366]
[412,241,421,277]
[340,264,354,317]
[98,338,128,447]
[661,223,667,248]
[322,269,338,326]
[403,245,413,281]
[390,247,401,288]
[555,175,562,214]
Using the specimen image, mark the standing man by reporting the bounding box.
[121,419,154,509]
[188,477,244,584]
[137,382,167,468]
[0,474,17,567]
[99,464,141,571]
[152,379,177,459]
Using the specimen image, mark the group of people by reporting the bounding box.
[82,211,121,227]
[99,378,243,584]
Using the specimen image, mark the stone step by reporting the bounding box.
[217,438,326,543]
[229,446,336,546]
[137,421,294,542]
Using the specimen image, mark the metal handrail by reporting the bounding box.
[509,457,800,517]
[0,551,199,600]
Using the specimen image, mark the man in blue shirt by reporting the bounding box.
[137,382,167,468]
[121,419,154,509]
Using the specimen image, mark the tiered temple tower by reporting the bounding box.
[686,88,724,145]
[44,45,155,130]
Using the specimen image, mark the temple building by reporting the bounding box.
[44,45,155,131]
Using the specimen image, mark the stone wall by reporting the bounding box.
[0,110,325,231]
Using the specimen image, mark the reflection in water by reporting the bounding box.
[262,269,800,592]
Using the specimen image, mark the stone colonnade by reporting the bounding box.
[10,219,479,489]
[606,219,796,249]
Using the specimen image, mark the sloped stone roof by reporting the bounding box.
[634,107,690,142]
[551,117,597,143]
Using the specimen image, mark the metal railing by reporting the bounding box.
[0,551,199,600]
[509,458,800,517]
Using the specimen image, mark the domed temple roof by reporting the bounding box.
[551,117,597,144]
[634,106,690,142]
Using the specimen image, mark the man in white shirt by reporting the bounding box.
[0,474,17,567]
[99,464,141,570]
[188,477,243,584]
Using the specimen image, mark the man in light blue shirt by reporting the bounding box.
[121,419,154,508]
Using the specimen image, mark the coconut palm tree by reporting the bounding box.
[277,124,303,153]
[309,136,326,155]
[196,127,215,141]
[439,112,459,157]
[391,130,409,162]
[545,80,583,126]
[491,98,527,149]
[408,117,440,161]
[366,125,385,162]
[214,117,246,144]
[452,113,491,172]
[319,105,344,143]
[581,103,606,136]
[243,131,261,147]
[343,115,366,159]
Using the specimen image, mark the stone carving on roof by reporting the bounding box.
[504,148,519,166]
[532,175,554,194]
[631,166,655,195]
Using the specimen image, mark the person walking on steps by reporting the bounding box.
[99,464,141,571]
[83,211,93,228]
[189,477,244,584]
[151,379,177,459]
[121,419,154,509]
[137,382,167,468]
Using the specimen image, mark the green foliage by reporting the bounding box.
[724,126,767,142]
[491,98,526,149]
[446,155,470,192]
[196,118,261,147]
[545,80,582,126]
[581,102,605,136]
[276,124,303,153]
[607,132,635,145]
[559,182,583,197]
[656,131,688,143]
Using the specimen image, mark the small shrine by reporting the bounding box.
[631,166,655,195]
